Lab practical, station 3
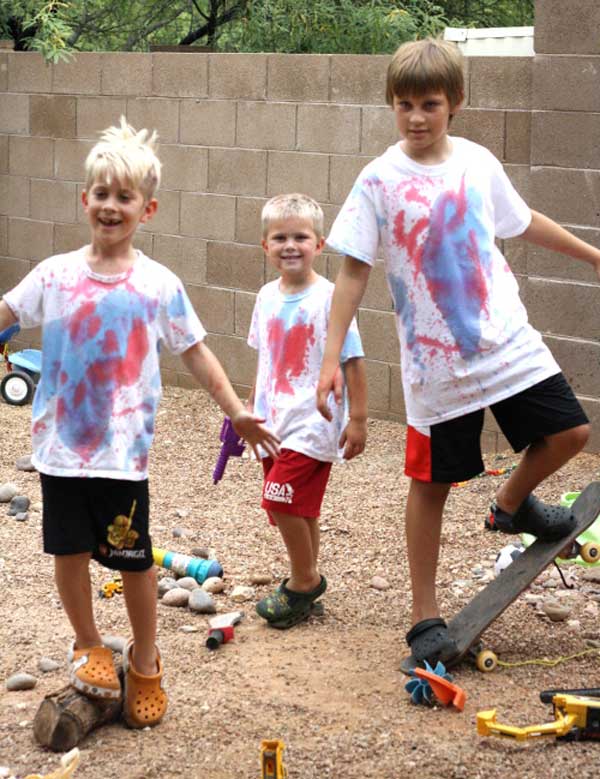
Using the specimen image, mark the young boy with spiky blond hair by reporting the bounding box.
[317,39,600,669]
[248,193,367,628]
[0,117,279,727]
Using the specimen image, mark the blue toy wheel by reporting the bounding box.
[1,370,34,405]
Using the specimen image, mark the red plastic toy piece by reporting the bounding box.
[413,667,466,711]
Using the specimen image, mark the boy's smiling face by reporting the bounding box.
[262,216,325,290]
[393,90,461,164]
[82,178,156,252]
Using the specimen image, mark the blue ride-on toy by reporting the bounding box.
[0,323,41,405]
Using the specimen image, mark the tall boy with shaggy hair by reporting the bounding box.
[317,39,600,668]
[0,117,279,726]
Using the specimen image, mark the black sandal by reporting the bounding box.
[487,494,575,540]
[405,618,458,667]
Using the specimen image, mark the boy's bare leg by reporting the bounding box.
[405,479,451,626]
[495,424,589,514]
[55,553,103,648]
[271,510,321,592]
[122,567,159,675]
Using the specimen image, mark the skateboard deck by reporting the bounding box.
[401,482,600,674]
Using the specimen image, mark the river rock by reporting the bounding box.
[191,547,209,559]
[0,483,18,503]
[188,589,216,613]
[370,576,391,591]
[202,576,225,593]
[37,657,61,673]
[157,576,178,597]
[250,573,272,586]
[231,585,254,602]
[6,672,37,691]
[176,576,200,591]
[162,587,190,607]
[15,454,36,472]
[583,569,600,583]
[542,600,571,621]
[8,496,30,515]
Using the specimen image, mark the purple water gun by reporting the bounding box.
[212,417,246,484]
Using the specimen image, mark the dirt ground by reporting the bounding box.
[1,386,600,779]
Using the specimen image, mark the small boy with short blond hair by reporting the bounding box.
[248,193,367,628]
[317,38,600,668]
[0,117,279,726]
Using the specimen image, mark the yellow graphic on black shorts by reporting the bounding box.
[107,500,139,549]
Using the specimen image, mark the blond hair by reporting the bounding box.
[386,38,464,108]
[84,116,161,200]
[261,193,324,239]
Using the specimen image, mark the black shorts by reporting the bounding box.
[405,372,589,484]
[40,474,153,571]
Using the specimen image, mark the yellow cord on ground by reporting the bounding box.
[497,647,600,669]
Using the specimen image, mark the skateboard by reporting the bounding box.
[401,482,600,674]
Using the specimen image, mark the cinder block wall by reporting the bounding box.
[0,2,599,451]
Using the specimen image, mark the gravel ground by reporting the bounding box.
[1,386,600,779]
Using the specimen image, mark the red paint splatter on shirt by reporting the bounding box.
[267,317,315,395]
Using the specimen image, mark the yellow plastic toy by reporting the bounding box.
[99,575,123,599]
[260,739,288,779]
[25,748,80,779]
[478,693,600,741]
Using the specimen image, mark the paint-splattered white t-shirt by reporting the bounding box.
[4,249,206,479]
[327,138,559,428]
[248,275,364,463]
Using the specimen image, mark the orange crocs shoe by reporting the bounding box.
[67,643,121,701]
[122,640,168,728]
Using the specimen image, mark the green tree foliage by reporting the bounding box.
[443,0,534,27]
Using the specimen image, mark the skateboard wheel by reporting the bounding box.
[475,649,498,673]
[580,542,600,564]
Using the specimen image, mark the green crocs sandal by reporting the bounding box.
[256,575,327,629]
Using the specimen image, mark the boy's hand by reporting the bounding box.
[316,364,344,421]
[339,417,367,460]
[231,409,280,460]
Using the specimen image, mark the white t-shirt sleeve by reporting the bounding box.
[340,317,364,363]
[490,157,532,239]
[3,263,45,328]
[157,272,206,354]
[327,171,380,265]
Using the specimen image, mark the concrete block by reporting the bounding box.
[8,217,53,261]
[505,111,530,165]
[389,363,405,419]
[234,290,256,336]
[267,151,329,202]
[152,233,207,285]
[297,105,361,154]
[330,55,389,105]
[361,106,398,156]
[206,241,264,292]
[30,179,77,223]
[0,94,29,134]
[208,148,267,196]
[204,332,256,385]
[9,136,53,178]
[322,203,340,236]
[158,145,208,192]
[237,102,296,151]
[450,109,504,160]
[31,95,76,139]
[364,359,390,413]
[0,175,29,217]
[503,163,531,204]
[469,57,531,109]
[527,226,600,283]
[125,98,180,144]
[53,222,92,254]
[180,193,236,240]
[208,54,267,100]
[76,97,127,140]
[267,54,329,102]
[180,99,236,147]
[138,189,179,234]
[533,56,600,112]
[0,52,7,91]
[532,111,600,169]
[530,167,600,225]
[527,277,600,340]
[0,256,31,293]
[329,155,371,205]
[503,239,528,276]
[152,52,208,98]
[161,367,178,387]
[101,53,152,96]
[52,54,102,94]
[186,284,234,334]
[545,334,600,398]
[535,0,600,55]
[236,197,266,244]
[8,52,52,92]
[0,134,8,173]
[480,430,500,454]
[357,308,398,363]
[328,255,392,312]
[0,215,6,255]
[579,396,600,452]
[132,230,154,257]
[54,139,93,182]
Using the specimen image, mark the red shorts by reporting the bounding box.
[261,449,332,525]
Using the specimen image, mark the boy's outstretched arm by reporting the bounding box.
[339,356,367,460]
[0,301,18,332]
[181,341,280,459]
[317,255,371,420]
[521,210,600,279]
